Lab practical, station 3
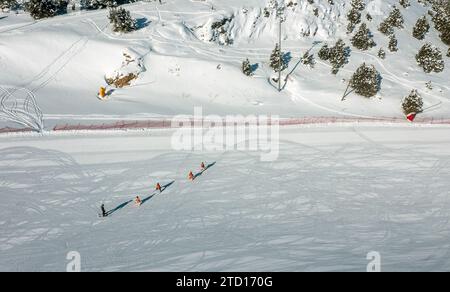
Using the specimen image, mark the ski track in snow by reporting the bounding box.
[2,1,449,125]
[81,12,450,121]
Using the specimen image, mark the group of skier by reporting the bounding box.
[100,162,209,217]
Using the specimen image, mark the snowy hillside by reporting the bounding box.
[0,0,449,129]
[1,0,450,272]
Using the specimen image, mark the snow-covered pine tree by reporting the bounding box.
[329,39,349,74]
[350,63,381,98]
[447,48,450,57]
[378,48,386,59]
[388,35,398,52]
[402,90,423,115]
[26,0,58,19]
[81,0,122,10]
[378,19,394,36]
[318,44,331,60]
[56,0,69,14]
[388,6,405,29]
[431,0,450,45]
[351,23,376,51]
[346,8,361,33]
[301,51,315,68]
[399,0,410,9]
[270,43,287,72]
[379,6,405,35]
[242,58,253,76]
[441,29,450,47]
[0,0,17,10]
[413,16,430,40]
[416,43,445,73]
[108,7,137,33]
[351,0,365,11]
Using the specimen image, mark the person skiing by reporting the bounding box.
[201,162,206,171]
[188,171,195,181]
[101,204,107,217]
[156,182,162,193]
[134,196,142,206]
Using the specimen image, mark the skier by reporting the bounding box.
[201,162,206,171]
[101,204,107,217]
[156,182,162,193]
[134,196,142,206]
[188,171,195,181]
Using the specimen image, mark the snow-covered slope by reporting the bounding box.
[1,125,450,271]
[0,0,449,129]
[1,1,450,272]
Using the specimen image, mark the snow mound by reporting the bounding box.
[105,48,146,88]
[191,0,354,45]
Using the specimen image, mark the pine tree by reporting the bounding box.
[329,39,349,74]
[82,0,122,10]
[378,20,394,36]
[109,7,137,33]
[441,29,450,46]
[270,43,287,72]
[416,43,445,73]
[351,0,365,11]
[26,0,58,19]
[388,7,405,29]
[56,0,69,15]
[351,23,376,51]
[318,39,350,74]
[347,8,361,33]
[318,44,331,61]
[388,35,398,52]
[402,90,423,115]
[346,0,365,34]
[242,59,253,76]
[399,0,410,9]
[301,51,315,68]
[447,48,450,58]
[431,0,450,45]
[413,16,430,40]
[379,6,405,35]
[350,63,381,98]
[0,0,17,10]
[378,48,386,59]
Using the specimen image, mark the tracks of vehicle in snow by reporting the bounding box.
[2,4,448,124]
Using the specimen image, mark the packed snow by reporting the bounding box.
[1,125,450,271]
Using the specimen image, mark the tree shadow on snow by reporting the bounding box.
[136,18,151,30]
[251,63,259,73]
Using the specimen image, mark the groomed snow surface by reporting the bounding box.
[1,125,450,272]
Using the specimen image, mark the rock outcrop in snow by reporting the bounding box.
[105,48,146,88]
